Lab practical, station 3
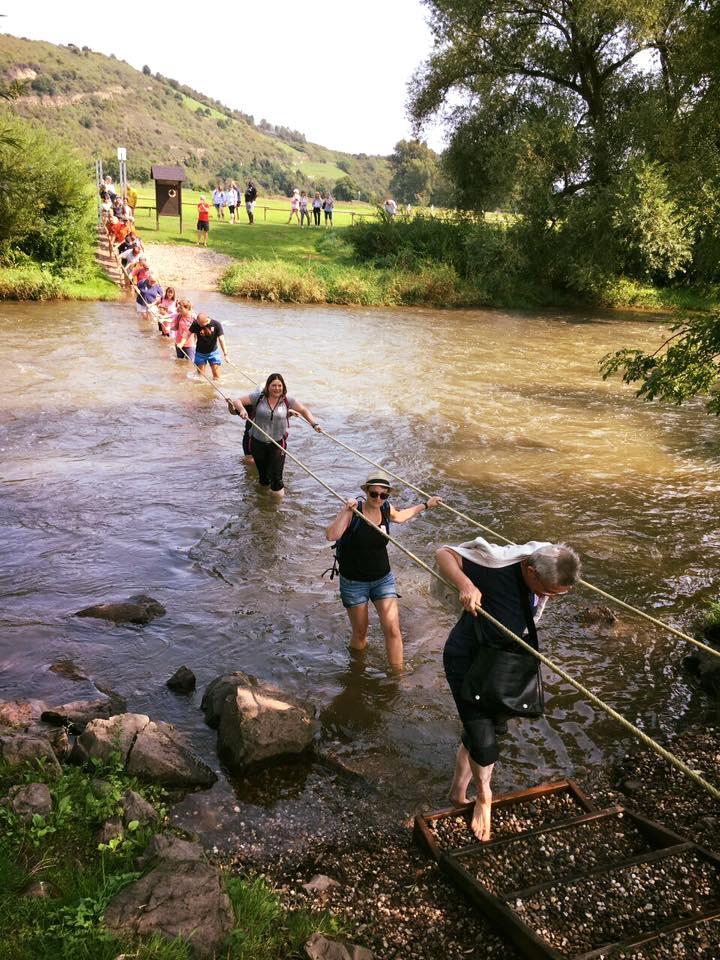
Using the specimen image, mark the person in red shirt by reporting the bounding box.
[197,196,210,246]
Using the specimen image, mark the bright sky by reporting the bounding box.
[2,0,445,156]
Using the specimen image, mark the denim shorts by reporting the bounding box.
[194,349,222,366]
[339,571,398,608]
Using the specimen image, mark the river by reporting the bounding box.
[2,294,718,848]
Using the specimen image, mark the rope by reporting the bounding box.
[221,347,719,662]
[294,420,720,662]
[110,230,720,803]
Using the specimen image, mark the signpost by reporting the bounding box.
[117,146,127,200]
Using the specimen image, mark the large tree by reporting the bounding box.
[388,139,451,205]
[409,0,689,215]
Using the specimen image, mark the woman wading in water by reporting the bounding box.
[325,471,441,671]
[227,373,322,497]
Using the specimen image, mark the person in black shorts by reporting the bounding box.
[436,539,581,842]
[325,471,442,671]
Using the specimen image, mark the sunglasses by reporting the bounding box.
[368,490,389,500]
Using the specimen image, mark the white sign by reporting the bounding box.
[117,147,127,161]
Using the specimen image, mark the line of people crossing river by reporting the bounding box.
[104,206,582,842]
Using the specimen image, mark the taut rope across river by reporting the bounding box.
[115,238,720,804]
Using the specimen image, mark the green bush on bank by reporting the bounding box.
[0,116,94,269]
[219,258,477,307]
[0,115,116,301]
[0,265,120,301]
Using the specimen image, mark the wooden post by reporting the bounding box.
[263,206,267,221]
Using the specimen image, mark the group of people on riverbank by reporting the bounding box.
[211,180,258,224]
[102,198,582,843]
[287,189,335,226]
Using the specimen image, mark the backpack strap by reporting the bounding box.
[322,498,364,580]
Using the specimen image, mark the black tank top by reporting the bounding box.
[338,501,391,582]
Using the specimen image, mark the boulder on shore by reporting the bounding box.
[0,699,47,728]
[71,713,216,789]
[127,720,216,789]
[41,697,124,733]
[202,672,317,771]
[136,834,205,870]
[305,932,374,960]
[121,789,158,825]
[75,594,166,625]
[0,733,62,778]
[8,782,53,822]
[104,859,234,959]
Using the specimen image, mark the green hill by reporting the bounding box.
[0,34,391,199]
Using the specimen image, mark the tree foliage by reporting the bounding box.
[0,116,94,269]
[601,314,720,414]
[388,139,450,205]
[407,0,720,409]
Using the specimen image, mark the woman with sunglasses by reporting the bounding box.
[325,470,442,671]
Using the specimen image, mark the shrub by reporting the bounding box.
[0,267,63,300]
[0,117,94,270]
[220,261,327,302]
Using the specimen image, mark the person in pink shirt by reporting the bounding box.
[157,286,177,337]
[287,188,301,224]
[171,298,196,362]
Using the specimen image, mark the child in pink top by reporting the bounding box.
[157,286,177,337]
[171,299,196,361]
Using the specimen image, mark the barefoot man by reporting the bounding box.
[436,538,581,842]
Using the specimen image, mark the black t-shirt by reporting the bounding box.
[445,559,535,655]
[190,319,224,354]
[338,500,390,582]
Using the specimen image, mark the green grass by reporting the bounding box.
[0,756,347,960]
[298,160,348,181]
[0,264,121,301]
[132,187,720,311]
[181,95,229,122]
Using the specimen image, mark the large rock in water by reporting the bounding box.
[71,713,216,788]
[201,672,255,728]
[683,647,720,701]
[202,673,317,770]
[104,859,234,958]
[75,594,166,625]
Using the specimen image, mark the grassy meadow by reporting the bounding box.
[131,187,720,311]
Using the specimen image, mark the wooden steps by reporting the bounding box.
[414,781,720,959]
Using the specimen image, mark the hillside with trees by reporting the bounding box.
[0,34,392,199]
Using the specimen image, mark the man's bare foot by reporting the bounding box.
[449,788,470,807]
[471,791,492,842]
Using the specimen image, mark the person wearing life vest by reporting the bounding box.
[325,470,442,671]
[227,372,322,498]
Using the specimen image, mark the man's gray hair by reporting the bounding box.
[529,544,581,588]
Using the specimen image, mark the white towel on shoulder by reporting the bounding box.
[438,536,551,623]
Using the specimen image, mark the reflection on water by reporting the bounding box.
[2,295,719,828]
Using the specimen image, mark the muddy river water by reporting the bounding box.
[2,294,718,846]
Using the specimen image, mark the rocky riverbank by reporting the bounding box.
[2,619,718,959]
[218,721,720,960]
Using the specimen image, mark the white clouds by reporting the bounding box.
[4,0,446,154]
